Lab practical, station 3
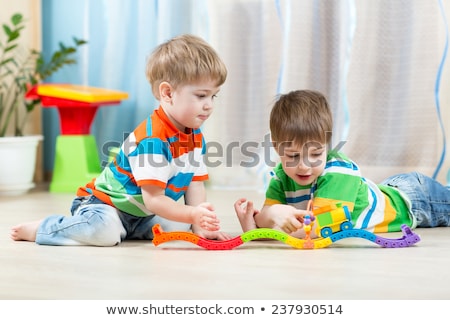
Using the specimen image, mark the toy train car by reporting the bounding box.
[313,203,353,238]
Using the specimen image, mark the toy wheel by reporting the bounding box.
[340,221,353,231]
[321,227,332,238]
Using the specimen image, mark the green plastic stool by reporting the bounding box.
[50,135,101,193]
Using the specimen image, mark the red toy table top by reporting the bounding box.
[26,84,128,134]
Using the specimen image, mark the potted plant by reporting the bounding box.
[0,13,86,195]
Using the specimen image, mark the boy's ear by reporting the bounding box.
[159,82,173,102]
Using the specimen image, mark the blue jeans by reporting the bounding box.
[380,172,450,227]
[35,196,191,246]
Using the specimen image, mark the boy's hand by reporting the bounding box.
[270,204,312,234]
[234,198,259,232]
[190,202,220,231]
[192,225,232,240]
[234,198,260,217]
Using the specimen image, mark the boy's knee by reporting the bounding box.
[86,206,126,246]
[89,223,124,246]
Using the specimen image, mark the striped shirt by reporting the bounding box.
[77,107,208,217]
[264,150,414,232]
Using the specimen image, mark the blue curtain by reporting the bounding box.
[41,0,208,173]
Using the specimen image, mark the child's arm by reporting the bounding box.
[184,180,207,207]
[141,184,220,231]
[185,181,232,240]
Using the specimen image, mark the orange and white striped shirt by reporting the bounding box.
[77,106,208,217]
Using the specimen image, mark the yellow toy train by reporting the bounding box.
[312,203,353,238]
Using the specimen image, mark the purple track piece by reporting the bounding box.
[374,224,421,248]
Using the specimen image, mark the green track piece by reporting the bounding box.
[241,228,289,242]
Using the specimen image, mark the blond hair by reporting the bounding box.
[145,34,228,99]
[270,90,333,148]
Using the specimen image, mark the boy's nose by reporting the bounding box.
[297,156,311,169]
[203,101,213,110]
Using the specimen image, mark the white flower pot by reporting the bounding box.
[0,135,43,196]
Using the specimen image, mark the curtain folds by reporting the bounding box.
[42,0,450,189]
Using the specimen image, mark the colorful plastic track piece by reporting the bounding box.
[152,224,243,250]
[152,224,200,246]
[328,224,421,247]
[151,223,421,250]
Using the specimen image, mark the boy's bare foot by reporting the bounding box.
[10,220,42,242]
[234,198,258,232]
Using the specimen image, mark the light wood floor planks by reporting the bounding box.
[1,184,450,300]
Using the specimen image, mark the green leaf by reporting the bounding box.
[7,31,20,42]
[0,57,14,66]
[58,42,67,51]
[11,13,23,26]
[4,44,18,53]
[73,37,88,46]
[2,24,12,36]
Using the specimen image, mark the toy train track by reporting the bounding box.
[151,223,421,250]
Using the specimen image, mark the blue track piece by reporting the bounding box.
[330,229,375,243]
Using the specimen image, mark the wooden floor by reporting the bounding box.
[1,184,450,300]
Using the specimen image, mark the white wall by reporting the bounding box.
[0,0,42,135]
[0,0,42,180]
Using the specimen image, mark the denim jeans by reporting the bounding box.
[380,172,450,227]
[35,196,191,246]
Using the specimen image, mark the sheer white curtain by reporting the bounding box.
[43,0,450,188]
[205,0,450,189]
[344,0,447,182]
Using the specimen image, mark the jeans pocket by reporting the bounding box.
[70,196,85,215]
[70,196,102,215]
[382,176,402,188]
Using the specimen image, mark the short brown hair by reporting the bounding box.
[145,34,228,99]
[270,90,333,148]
